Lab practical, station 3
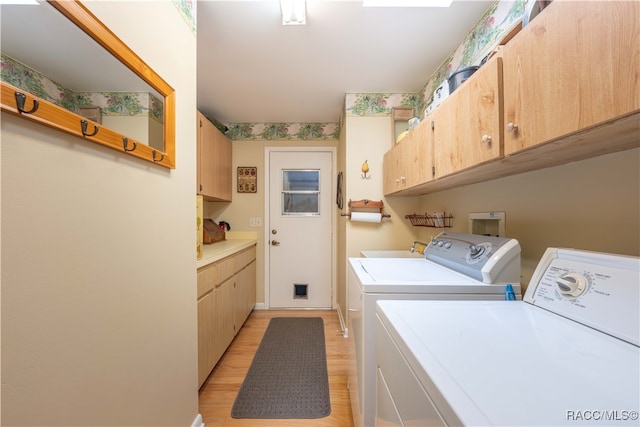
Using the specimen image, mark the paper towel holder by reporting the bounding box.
[340,199,390,219]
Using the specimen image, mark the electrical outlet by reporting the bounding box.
[255,217,262,227]
[249,217,256,227]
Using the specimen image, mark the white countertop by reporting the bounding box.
[197,238,257,269]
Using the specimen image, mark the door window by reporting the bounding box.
[281,170,320,215]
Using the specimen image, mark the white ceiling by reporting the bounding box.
[196,0,494,124]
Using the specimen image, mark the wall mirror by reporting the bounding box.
[0,0,176,168]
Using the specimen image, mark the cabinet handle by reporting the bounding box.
[507,122,519,133]
[481,135,492,144]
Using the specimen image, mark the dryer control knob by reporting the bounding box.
[555,273,588,298]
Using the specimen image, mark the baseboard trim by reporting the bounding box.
[191,413,204,427]
[336,303,348,338]
[254,302,266,310]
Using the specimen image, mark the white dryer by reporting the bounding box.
[347,232,523,427]
[376,248,640,426]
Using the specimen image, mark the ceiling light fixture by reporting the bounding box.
[363,0,453,7]
[281,0,306,25]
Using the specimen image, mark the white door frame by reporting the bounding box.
[263,146,337,310]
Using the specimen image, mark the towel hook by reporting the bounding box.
[80,119,99,137]
[123,138,137,152]
[15,92,39,114]
[152,150,165,162]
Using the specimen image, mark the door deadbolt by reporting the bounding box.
[272,229,278,235]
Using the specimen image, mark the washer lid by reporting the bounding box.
[348,257,520,294]
[376,300,640,427]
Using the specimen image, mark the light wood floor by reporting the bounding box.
[199,310,354,427]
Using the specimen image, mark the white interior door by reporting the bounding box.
[268,150,333,308]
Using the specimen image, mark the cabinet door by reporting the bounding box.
[502,2,640,155]
[383,120,433,195]
[197,111,217,196]
[383,141,405,195]
[234,260,256,332]
[197,291,214,387]
[433,56,503,178]
[196,111,233,201]
[403,120,433,188]
[212,129,232,201]
[213,276,235,364]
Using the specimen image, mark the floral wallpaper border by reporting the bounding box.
[345,0,524,119]
[1,53,163,123]
[226,122,340,141]
[224,0,524,141]
[173,0,197,34]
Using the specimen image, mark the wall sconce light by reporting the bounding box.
[280,0,306,25]
[361,160,370,179]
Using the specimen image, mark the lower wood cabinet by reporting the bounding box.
[197,245,256,387]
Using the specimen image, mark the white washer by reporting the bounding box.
[376,248,640,426]
[347,232,523,427]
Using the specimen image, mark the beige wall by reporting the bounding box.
[417,147,640,291]
[204,139,338,305]
[344,117,419,257]
[336,116,421,324]
[1,2,199,425]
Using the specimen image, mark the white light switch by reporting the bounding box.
[249,217,256,227]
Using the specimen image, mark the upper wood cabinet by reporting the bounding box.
[197,111,232,201]
[432,56,503,178]
[502,2,639,156]
[383,118,434,196]
[383,1,639,197]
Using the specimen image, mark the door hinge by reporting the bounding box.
[432,166,436,176]
[199,120,203,128]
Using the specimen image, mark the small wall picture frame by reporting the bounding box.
[237,166,257,193]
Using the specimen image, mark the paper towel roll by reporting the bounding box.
[350,212,382,223]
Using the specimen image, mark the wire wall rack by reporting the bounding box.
[405,213,453,228]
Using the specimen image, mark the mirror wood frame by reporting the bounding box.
[0,0,176,169]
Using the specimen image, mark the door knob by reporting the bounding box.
[271,240,280,246]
